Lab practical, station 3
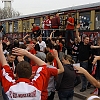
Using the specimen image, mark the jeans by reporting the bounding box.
[44,30,50,37]
[65,30,74,47]
[58,90,74,100]
[44,30,50,41]
[80,61,88,89]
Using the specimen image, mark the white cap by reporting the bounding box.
[87,95,100,100]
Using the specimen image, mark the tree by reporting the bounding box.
[0,7,20,19]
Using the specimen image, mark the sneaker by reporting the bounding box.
[80,88,86,92]
[90,88,98,95]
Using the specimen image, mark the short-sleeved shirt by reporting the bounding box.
[41,65,58,100]
[66,17,74,30]
[38,41,46,52]
[78,42,91,61]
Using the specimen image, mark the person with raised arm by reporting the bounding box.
[0,40,47,100]
[75,24,100,92]
[73,55,100,89]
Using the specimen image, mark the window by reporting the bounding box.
[26,20,29,30]
[95,11,100,29]
[79,12,91,30]
[34,18,40,26]
[2,22,6,34]
[8,22,12,33]
[22,21,26,32]
[14,21,18,32]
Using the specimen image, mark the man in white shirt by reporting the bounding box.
[37,35,46,52]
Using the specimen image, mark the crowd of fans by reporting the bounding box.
[0,13,100,100]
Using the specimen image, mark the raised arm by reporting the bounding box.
[74,66,100,88]
[53,49,64,74]
[49,30,56,40]
[76,24,81,42]
[0,41,15,92]
[12,48,46,66]
[90,45,100,49]
[23,34,29,41]
[0,41,8,66]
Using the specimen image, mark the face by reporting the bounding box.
[33,39,36,44]
[4,37,7,40]
[56,13,59,17]
[45,16,48,19]
[56,40,59,44]
[33,24,36,27]
[8,55,16,63]
[75,38,78,43]
[38,36,42,42]
[84,37,89,44]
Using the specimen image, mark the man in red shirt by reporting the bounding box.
[0,42,47,100]
[51,13,61,37]
[32,23,41,38]
[65,13,75,47]
[32,50,64,100]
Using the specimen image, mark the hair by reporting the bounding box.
[25,36,31,43]
[8,51,16,57]
[14,39,19,48]
[16,61,32,78]
[19,44,26,49]
[46,52,54,64]
[83,36,89,40]
[63,55,75,64]
[51,38,55,42]
[46,43,53,49]
[2,42,7,51]
[68,13,72,17]
[25,40,30,44]
[33,38,37,42]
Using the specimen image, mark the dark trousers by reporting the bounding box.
[65,30,74,47]
[58,90,74,100]
[80,61,88,89]
[47,91,55,100]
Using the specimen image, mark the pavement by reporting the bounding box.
[0,83,97,100]
[74,83,96,100]
[54,83,96,100]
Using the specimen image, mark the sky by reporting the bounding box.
[0,0,100,15]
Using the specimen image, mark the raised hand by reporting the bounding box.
[92,56,100,65]
[76,24,80,29]
[12,48,28,56]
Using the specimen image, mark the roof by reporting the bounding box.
[1,2,100,21]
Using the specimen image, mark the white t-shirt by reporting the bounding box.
[38,41,46,52]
